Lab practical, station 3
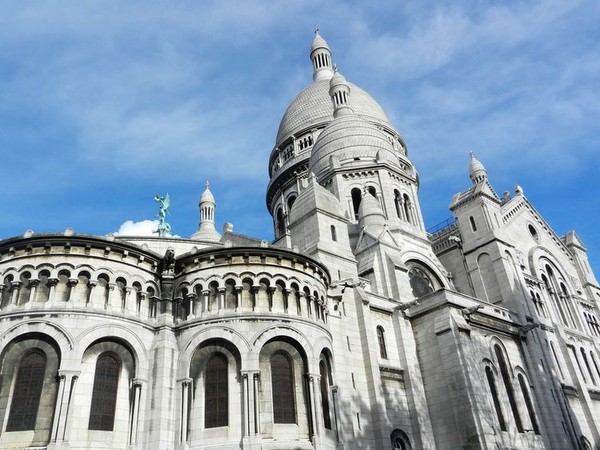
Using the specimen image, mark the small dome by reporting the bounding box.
[311,31,330,53]
[308,114,398,181]
[468,152,488,184]
[200,181,215,204]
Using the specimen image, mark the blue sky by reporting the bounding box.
[1,1,599,275]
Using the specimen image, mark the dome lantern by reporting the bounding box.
[310,28,334,81]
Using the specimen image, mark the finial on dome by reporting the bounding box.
[468,151,488,185]
[192,180,221,242]
[205,180,210,189]
[311,30,334,81]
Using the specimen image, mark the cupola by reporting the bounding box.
[468,151,488,185]
[191,181,221,242]
[310,29,334,81]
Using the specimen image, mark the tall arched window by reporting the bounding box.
[402,194,412,224]
[271,352,296,423]
[276,208,285,236]
[390,429,411,450]
[287,195,297,211]
[517,374,540,434]
[205,353,228,428]
[7,350,46,431]
[494,345,523,432]
[351,188,362,220]
[330,225,337,242]
[319,360,332,429]
[89,352,121,431]
[485,366,507,431]
[394,189,402,219]
[377,326,388,359]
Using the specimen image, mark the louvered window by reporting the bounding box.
[89,353,121,430]
[271,352,296,423]
[205,353,228,427]
[7,350,46,431]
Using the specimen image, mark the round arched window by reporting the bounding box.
[407,263,441,298]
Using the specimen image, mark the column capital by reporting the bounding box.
[178,377,193,387]
[67,278,78,288]
[131,377,146,387]
[58,369,81,379]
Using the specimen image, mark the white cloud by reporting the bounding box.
[114,220,159,236]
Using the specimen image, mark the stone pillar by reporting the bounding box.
[123,287,133,313]
[10,281,21,307]
[331,385,340,443]
[306,373,320,443]
[186,293,197,319]
[27,279,40,307]
[49,370,79,445]
[251,286,259,311]
[129,378,143,447]
[87,280,97,307]
[218,287,226,313]
[253,372,261,435]
[267,287,275,312]
[284,289,291,313]
[201,290,209,316]
[298,292,306,317]
[178,378,192,445]
[235,286,242,312]
[47,278,59,303]
[66,278,78,302]
[107,283,117,310]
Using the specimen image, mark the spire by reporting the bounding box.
[311,29,334,81]
[191,181,221,242]
[329,66,353,118]
[468,151,488,185]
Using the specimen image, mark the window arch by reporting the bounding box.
[271,352,296,423]
[393,189,402,219]
[494,344,523,432]
[407,262,442,299]
[287,195,297,211]
[319,359,332,429]
[7,350,46,431]
[276,208,286,237]
[89,352,121,431]
[351,188,362,220]
[402,194,412,224]
[517,373,540,434]
[377,326,388,359]
[485,366,507,431]
[205,353,228,428]
[390,429,411,450]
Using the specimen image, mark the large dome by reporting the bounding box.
[308,113,398,181]
[275,78,392,146]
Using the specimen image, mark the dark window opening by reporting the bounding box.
[205,353,228,428]
[89,353,121,431]
[7,350,46,431]
[271,352,296,423]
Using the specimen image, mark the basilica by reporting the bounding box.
[0,32,599,450]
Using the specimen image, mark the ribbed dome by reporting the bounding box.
[275,79,392,146]
[308,114,398,181]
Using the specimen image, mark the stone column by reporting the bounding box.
[201,290,209,316]
[251,286,259,311]
[253,372,261,435]
[10,281,21,307]
[26,279,40,307]
[50,370,79,445]
[306,373,320,443]
[179,378,192,445]
[129,378,143,447]
[235,286,242,312]
[87,280,97,307]
[66,278,78,302]
[107,283,117,310]
[331,385,340,443]
[186,293,197,319]
[284,289,291,313]
[218,287,226,313]
[47,278,59,303]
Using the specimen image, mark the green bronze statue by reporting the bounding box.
[154,194,171,237]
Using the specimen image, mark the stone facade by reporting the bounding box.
[0,32,599,450]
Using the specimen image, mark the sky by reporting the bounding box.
[1,1,599,276]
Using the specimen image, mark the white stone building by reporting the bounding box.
[0,32,599,450]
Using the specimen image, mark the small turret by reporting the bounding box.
[468,151,488,185]
[358,189,386,230]
[311,29,334,81]
[329,67,353,118]
[191,181,221,242]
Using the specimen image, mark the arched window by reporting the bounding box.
[394,190,402,219]
[367,186,377,198]
[7,350,46,431]
[485,366,507,431]
[287,195,297,211]
[89,352,121,431]
[205,353,228,428]
[390,429,411,450]
[407,263,441,299]
[517,374,540,434]
[276,208,285,237]
[402,194,412,224]
[377,326,388,359]
[271,352,296,423]
[580,348,596,385]
[494,345,523,432]
[319,360,332,429]
[351,188,362,221]
[330,225,337,242]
